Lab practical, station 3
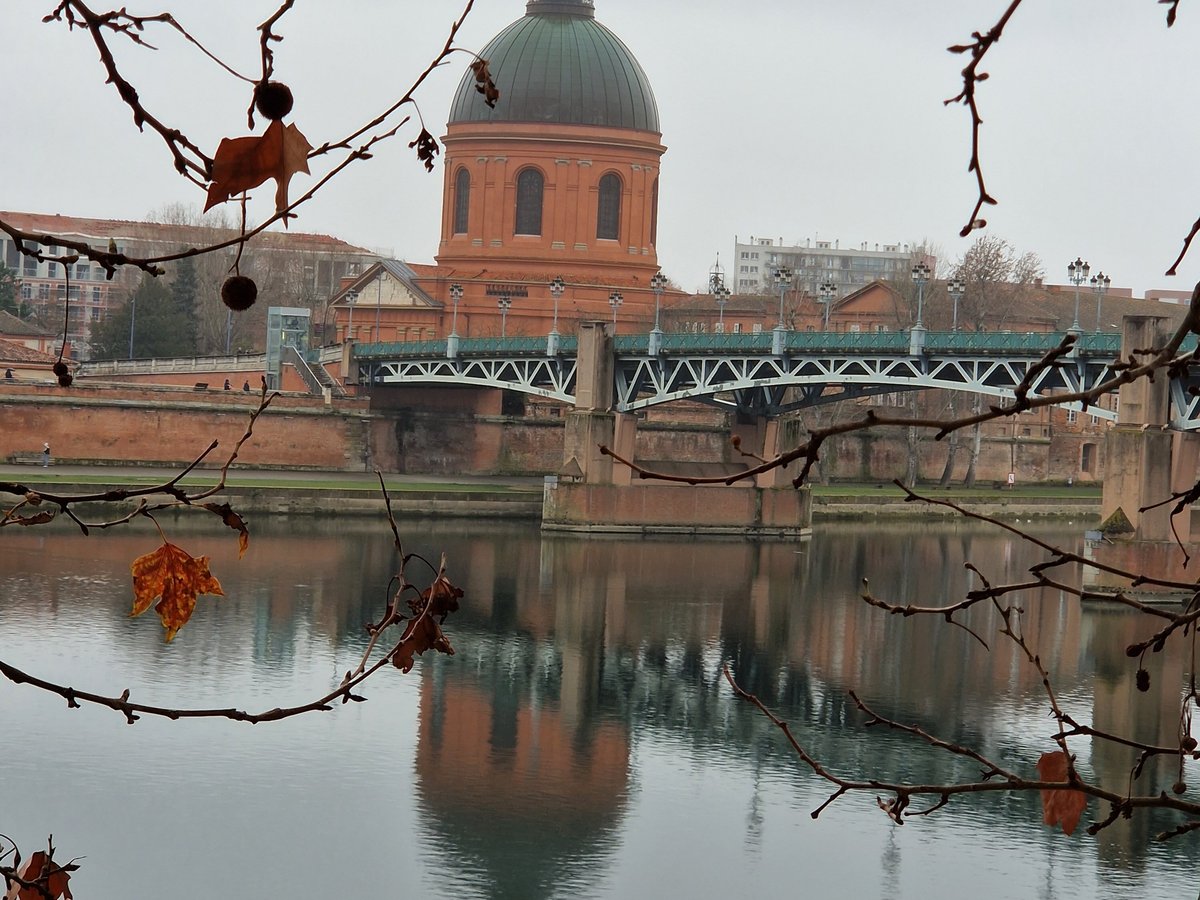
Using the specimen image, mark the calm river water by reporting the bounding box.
[2,514,1197,900]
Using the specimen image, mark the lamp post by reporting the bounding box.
[1091,271,1111,333]
[1067,256,1090,336]
[497,293,512,338]
[910,262,930,355]
[773,265,792,329]
[649,271,667,354]
[345,289,359,342]
[772,265,792,355]
[604,290,624,333]
[548,276,565,356]
[714,286,730,332]
[374,274,384,343]
[128,291,136,359]
[447,282,462,358]
[818,281,836,331]
[947,277,965,333]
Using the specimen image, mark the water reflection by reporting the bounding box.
[0,517,1196,899]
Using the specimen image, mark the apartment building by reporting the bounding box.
[732,235,921,297]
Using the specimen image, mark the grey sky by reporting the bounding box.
[5,1,1199,298]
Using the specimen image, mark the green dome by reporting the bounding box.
[448,0,660,133]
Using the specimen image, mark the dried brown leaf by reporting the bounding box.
[130,542,224,642]
[204,119,312,218]
[201,501,249,558]
[1036,750,1087,836]
[470,58,500,108]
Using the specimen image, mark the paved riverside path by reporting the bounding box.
[0,463,544,493]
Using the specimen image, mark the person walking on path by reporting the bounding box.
[41,442,50,468]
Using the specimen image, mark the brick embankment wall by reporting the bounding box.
[0,382,386,471]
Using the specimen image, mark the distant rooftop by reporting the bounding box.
[0,210,377,256]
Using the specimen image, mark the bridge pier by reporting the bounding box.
[1090,316,1199,593]
[544,322,812,538]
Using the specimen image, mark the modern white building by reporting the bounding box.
[732,235,921,297]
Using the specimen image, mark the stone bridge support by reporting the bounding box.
[1093,316,1200,591]
[544,322,811,537]
[730,416,808,488]
[560,321,635,485]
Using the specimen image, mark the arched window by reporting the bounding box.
[596,172,622,240]
[514,168,544,236]
[650,177,659,246]
[453,168,470,234]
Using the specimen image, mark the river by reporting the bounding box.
[1,514,1196,900]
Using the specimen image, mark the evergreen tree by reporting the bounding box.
[0,264,22,317]
[89,274,196,359]
[169,256,200,355]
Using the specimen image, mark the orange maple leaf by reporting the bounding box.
[130,542,224,642]
[1036,750,1087,836]
[10,849,74,900]
[203,119,312,218]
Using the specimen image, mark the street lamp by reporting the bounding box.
[773,265,793,329]
[128,291,136,359]
[548,276,565,355]
[449,283,463,337]
[345,289,359,342]
[608,290,623,332]
[1090,271,1111,333]
[910,262,930,355]
[714,285,731,332]
[818,281,837,331]
[1067,256,1090,335]
[447,282,463,358]
[947,277,965,332]
[650,271,667,332]
[497,293,512,337]
[649,271,667,354]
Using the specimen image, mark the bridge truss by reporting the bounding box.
[353,333,1200,429]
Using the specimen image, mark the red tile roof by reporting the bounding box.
[0,210,377,256]
[0,338,58,364]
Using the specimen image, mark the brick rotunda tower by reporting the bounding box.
[431,0,669,337]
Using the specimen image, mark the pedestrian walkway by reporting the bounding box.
[0,462,543,492]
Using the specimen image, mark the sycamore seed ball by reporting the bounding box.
[254,81,294,121]
[221,275,258,312]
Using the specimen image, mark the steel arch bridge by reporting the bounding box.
[349,331,1200,430]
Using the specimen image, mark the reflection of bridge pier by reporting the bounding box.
[543,321,813,537]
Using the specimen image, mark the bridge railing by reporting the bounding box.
[350,329,1146,362]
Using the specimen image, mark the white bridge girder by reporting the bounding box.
[363,357,577,403]
[356,349,1165,425]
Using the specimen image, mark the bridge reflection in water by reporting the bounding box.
[0,518,1196,899]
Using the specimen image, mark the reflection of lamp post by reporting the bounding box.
[548,276,564,355]
[608,290,623,332]
[1067,256,1090,336]
[818,281,836,331]
[910,262,930,355]
[1090,271,1111,333]
[714,285,730,332]
[649,271,667,354]
[947,277,965,332]
[497,293,512,337]
[345,289,359,342]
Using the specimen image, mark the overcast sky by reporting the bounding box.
[5,0,1200,297]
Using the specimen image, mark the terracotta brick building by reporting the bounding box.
[331,0,679,343]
